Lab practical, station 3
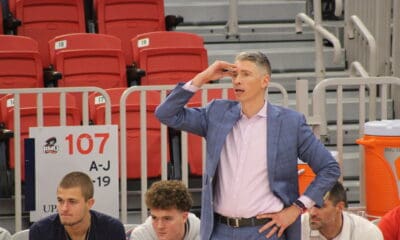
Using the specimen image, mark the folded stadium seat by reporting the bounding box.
[0,35,44,92]
[131,31,208,85]
[48,33,127,88]
[15,0,86,68]
[88,88,166,179]
[0,93,81,181]
[48,33,128,112]
[95,0,182,65]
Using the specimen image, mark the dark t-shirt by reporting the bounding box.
[29,210,125,240]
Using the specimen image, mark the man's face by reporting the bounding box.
[150,208,189,240]
[231,60,269,104]
[57,187,94,227]
[308,198,342,231]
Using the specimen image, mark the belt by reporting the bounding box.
[214,213,271,228]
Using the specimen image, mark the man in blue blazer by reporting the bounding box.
[155,51,340,240]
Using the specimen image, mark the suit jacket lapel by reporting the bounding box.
[209,103,241,176]
[267,103,282,184]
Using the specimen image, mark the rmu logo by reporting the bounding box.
[43,137,60,154]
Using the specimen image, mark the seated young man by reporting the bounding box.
[129,180,200,240]
[29,171,125,240]
[301,181,383,240]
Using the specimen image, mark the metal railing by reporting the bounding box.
[295,0,342,83]
[226,0,239,38]
[0,87,111,232]
[312,76,400,207]
[344,0,391,76]
[295,0,342,138]
[347,15,378,122]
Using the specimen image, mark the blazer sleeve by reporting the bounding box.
[296,113,341,206]
[154,83,208,137]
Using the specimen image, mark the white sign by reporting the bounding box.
[29,125,119,221]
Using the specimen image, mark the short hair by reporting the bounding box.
[235,51,272,75]
[326,181,348,208]
[145,180,193,212]
[58,171,94,201]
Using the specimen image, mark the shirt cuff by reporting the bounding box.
[298,195,316,209]
[182,81,199,93]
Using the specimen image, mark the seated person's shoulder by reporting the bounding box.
[346,212,383,238]
[91,210,124,231]
[186,213,200,240]
[0,227,11,240]
[129,217,155,240]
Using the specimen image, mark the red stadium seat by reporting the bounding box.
[0,35,44,91]
[89,88,165,179]
[131,31,204,64]
[15,0,86,67]
[96,0,167,64]
[131,31,208,85]
[48,33,127,88]
[0,93,81,180]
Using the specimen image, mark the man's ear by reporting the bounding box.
[262,74,270,88]
[182,211,189,222]
[336,201,345,211]
[87,198,95,209]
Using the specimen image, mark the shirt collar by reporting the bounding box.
[240,101,267,119]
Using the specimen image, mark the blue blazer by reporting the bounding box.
[155,84,340,240]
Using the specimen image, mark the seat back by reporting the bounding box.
[49,33,127,88]
[0,35,43,90]
[89,88,164,179]
[131,31,204,64]
[0,93,81,180]
[15,0,86,67]
[96,0,166,64]
[131,31,208,85]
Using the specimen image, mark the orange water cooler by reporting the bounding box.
[357,120,400,217]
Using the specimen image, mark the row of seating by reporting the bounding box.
[1,0,183,66]
[0,31,208,92]
[0,87,236,190]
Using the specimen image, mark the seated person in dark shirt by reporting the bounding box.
[29,171,125,240]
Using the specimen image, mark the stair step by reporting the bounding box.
[206,44,346,72]
[165,0,307,25]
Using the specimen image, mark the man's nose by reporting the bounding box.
[232,76,241,85]
[156,220,165,229]
[308,207,318,215]
[58,202,68,211]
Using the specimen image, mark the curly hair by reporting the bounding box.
[145,180,193,212]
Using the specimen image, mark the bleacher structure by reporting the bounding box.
[1,0,400,235]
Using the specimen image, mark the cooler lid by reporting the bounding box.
[364,120,400,136]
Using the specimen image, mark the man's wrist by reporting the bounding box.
[292,199,307,214]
